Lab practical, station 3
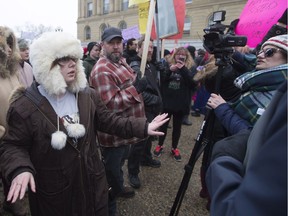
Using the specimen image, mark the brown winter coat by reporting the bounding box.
[0,82,147,216]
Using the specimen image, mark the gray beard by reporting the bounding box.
[107,52,122,63]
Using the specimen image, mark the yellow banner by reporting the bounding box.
[129,0,149,7]
[138,2,150,34]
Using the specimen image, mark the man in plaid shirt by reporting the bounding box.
[90,27,147,215]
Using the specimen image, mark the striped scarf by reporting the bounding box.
[231,64,287,125]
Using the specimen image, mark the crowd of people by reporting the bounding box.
[0,8,287,216]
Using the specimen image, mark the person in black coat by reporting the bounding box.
[128,37,163,189]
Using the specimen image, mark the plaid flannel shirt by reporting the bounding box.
[90,56,146,147]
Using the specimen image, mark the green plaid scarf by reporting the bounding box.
[231,64,287,125]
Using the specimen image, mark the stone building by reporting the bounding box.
[77,0,247,48]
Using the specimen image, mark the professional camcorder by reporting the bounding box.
[203,11,247,54]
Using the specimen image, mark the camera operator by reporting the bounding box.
[207,35,288,135]
[203,34,287,213]
[206,81,287,216]
[193,45,257,208]
[196,13,286,209]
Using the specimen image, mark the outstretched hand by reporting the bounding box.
[147,113,169,136]
[7,172,36,203]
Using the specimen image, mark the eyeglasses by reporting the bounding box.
[257,48,281,58]
[56,56,78,65]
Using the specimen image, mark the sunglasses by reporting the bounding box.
[257,48,281,58]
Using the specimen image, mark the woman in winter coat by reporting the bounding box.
[153,47,196,161]
[208,34,288,135]
[0,32,168,216]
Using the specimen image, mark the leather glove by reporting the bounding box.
[154,61,166,72]
[211,129,251,163]
[133,76,148,93]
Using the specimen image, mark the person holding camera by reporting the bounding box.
[153,47,197,161]
[206,80,287,216]
[207,34,288,135]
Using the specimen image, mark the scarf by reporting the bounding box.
[231,64,287,125]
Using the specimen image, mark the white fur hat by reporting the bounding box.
[29,32,87,96]
[30,32,87,150]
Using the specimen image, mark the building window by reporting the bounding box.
[122,0,129,11]
[87,2,93,17]
[103,0,109,14]
[183,16,191,35]
[118,21,127,30]
[100,23,108,38]
[186,0,192,3]
[85,26,91,40]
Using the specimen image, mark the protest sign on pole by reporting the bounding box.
[138,2,150,34]
[140,0,156,75]
[122,25,142,41]
[129,0,149,7]
[151,0,186,39]
[235,0,287,48]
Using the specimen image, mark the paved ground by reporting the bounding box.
[117,114,210,216]
[0,114,210,216]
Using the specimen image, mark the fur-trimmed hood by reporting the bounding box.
[0,26,21,78]
[29,32,87,96]
[193,56,217,82]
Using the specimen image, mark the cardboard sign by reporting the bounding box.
[235,0,287,48]
[129,0,149,7]
[122,25,142,40]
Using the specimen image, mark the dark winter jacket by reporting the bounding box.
[83,55,98,81]
[214,103,251,135]
[160,65,196,114]
[123,49,138,65]
[130,55,162,120]
[206,82,287,216]
[0,82,147,216]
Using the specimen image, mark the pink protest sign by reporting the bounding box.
[235,0,287,48]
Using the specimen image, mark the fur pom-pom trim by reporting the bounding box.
[51,131,67,150]
[66,123,86,138]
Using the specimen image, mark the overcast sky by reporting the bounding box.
[0,0,77,37]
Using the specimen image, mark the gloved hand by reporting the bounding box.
[211,129,251,163]
[133,76,148,93]
[154,61,166,72]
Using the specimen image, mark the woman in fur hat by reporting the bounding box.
[0,26,28,216]
[0,26,22,139]
[0,32,168,216]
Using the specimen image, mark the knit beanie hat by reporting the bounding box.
[261,34,288,52]
[87,42,96,54]
[18,38,29,50]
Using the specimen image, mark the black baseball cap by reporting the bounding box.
[101,27,123,42]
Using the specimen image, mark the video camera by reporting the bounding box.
[203,11,247,55]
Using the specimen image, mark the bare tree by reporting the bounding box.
[15,23,56,41]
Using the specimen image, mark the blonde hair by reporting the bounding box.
[168,47,195,69]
